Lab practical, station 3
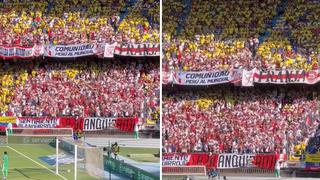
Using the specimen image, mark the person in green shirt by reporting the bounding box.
[2,151,8,179]
[6,123,13,136]
[133,124,139,139]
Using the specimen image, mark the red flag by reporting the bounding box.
[306,115,311,126]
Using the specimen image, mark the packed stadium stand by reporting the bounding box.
[163,0,320,71]
[162,0,320,177]
[0,0,159,45]
[0,0,160,179]
[163,85,320,154]
[1,60,159,118]
[0,0,160,127]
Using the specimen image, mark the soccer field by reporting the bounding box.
[119,147,160,163]
[0,144,97,180]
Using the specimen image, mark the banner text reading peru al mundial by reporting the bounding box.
[44,44,96,58]
[172,70,240,85]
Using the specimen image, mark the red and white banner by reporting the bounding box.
[94,43,105,56]
[44,43,96,58]
[253,69,320,84]
[0,45,40,59]
[82,117,137,132]
[104,43,117,58]
[57,117,84,131]
[17,117,59,128]
[12,116,138,132]
[242,69,254,86]
[115,117,138,132]
[162,71,173,84]
[164,69,320,86]
[172,70,231,85]
[163,153,219,168]
[81,117,138,132]
[83,117,116,131]
[1,43,160,59]
[114,44,160,57]
[163,153,277,170]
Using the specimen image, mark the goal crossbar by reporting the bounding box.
[9,128,73,137]
[7,128,75,179]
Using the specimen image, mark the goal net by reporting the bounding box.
[58,137,104,179]
[4,128,104,180]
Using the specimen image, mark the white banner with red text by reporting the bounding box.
[252,69,320,84]
[17,117,59,128]
[0,45,42,59]
[104,43,117,58]
[113,43,160,57]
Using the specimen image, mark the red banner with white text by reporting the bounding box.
[12,117,137,132]
[115,117,138,132]
[162,153,277,170]
[57,117,84,131]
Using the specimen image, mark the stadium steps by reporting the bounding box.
[119,0,138,23]
[84,137,160,148]
[141,2,158,25]
[258,0,288,44]
[176,0,192,35]
[141,9,152,24]
[46,0,54,14]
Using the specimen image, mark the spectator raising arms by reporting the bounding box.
[0,59,159,124]
[163,86,320,154]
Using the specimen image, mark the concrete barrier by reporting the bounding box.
[162,166,206,176]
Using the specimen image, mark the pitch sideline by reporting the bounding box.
[7,146,68,180]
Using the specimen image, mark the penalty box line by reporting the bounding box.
[7,146,68,180]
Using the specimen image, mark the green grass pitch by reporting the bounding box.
[0,144,98,180]
[119,147,160,163]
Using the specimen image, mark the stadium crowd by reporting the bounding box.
[163,0,320,71]
[306,132,320,154]
[0,0,159,46]
[162,86,320,154]
[0,0,160,128]
[0,60,160,122]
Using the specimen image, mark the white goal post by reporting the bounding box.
[7,128,77,180]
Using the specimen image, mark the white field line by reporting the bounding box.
[7,146,68,180]
[8,166,39,169]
